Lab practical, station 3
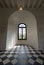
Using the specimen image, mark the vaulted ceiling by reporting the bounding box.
[0,0,44,8]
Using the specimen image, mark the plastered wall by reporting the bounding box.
[0,8,44,50]
[6,10,38,50]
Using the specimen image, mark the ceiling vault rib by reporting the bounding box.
[34,0,39,8]
[41,0,44,8]
[2,0,8,8]
[29,0,33,8]
[24,0,28,9]
[37,0,43,8]
[11,0,14,8]
[0,0,44,8]
[39,0,44,8]
[9,0,13,8]
[0,0,5,7]
[41,3,44,8]
[0,2,4,7]
[4,0,10,8]
[32,0,37,8]
[27,0,31,8]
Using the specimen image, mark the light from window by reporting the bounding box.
[19,24,26,27]
[18,23,27,40]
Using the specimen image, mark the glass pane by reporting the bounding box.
[23,28,26,39]
[19,24,26,27]
[19,28,22,39]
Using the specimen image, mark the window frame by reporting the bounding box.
[18,23,27,40]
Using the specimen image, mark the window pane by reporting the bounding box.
[23,28,26,39]
[19,24,26,27]
[19,28,22,39]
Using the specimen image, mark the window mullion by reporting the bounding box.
[22,28,23,39]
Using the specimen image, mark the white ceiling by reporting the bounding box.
[0,0,44,8]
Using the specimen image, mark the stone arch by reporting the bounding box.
[6,10,38,50]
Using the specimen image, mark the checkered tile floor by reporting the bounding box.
[0,45,44,65]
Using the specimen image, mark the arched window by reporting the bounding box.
[18,23,27,40]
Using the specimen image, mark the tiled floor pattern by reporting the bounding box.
[0,45,44,65]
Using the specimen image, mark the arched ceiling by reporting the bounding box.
[0,0,44,8]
